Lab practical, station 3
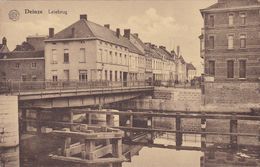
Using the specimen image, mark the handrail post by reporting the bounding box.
[18,81,21,95]
[201,112,206,150]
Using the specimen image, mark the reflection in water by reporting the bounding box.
[17,133,260,167]
[123,146,202,167]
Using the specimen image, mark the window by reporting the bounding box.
[52,70,58,82]
[64,49,69,63]
[239,60,246,78]
[119,53,122,64]
[240,13,246,25]
[32,75,37,81]
[120,71,122,81]
[51,49,57,64]
[228,13,234,26]
[15,63,20,69]
[124,55,127,65]
[21,74,26,81]
[209,15,215,27]
[115,71,118,81]
[64,70,69,81]
[227,60,234,78]
[228,35,234,49]
[79,48,86,63]
[115,52,118,64]
[208,61,215,76]
[240,34,246,48]
[104,50,108,63]
[98,49,103,62]
[209,36,215,49]
[79,70,88,81]
[109,51,113,63]
[110,71,112,81]
[31,62,37,69]
[105,70,108,80]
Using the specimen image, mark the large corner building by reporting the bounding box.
[200,0,260,105]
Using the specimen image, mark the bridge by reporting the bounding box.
[0,80,153,108]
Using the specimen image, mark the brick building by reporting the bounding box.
[0,36,45,81]
[200,0,260,105]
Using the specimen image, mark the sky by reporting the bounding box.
[0,0,217,74]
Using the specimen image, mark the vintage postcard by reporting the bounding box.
[0,0,260,167]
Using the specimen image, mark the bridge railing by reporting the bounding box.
[0,80,152,94]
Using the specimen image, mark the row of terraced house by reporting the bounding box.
[0,14,196,85]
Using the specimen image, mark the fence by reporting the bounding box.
[0,80,150,94]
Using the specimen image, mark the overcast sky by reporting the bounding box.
[0,0,217,74]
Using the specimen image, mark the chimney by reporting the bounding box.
[49,28,54,38]
[71,27,75,38]
[80,14,87,20]
[116,28,120,38]
[151,44,156,48]
[177,45,180,56]
[133,33,138,38]
[171,50,176,58]
[124,29,130,39]
[2,37,7,45]
[104,24,110,29]
[145,42,151,47]
[159,45,166,50]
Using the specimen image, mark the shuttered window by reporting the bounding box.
[227,60,234,78]
[209,36,215,49]
[239,60,246,79]
[209,61,215,76]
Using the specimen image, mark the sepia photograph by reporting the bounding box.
[0,0,260,166]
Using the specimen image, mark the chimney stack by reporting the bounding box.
[80,14,87,20]
[124,29,130,39]
[159,45,166,50]
[116,28,120,38]
[2,37,7,45]
[151,44,156,48]
[133,33,138,38]
[145,42,151,47]
[177,45,180,56]
[104,24,110,29]
[71,27,75,38]
[49,28,54,38]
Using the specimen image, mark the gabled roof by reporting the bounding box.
[13,41,35,51]
[0,50,44,59]
[201,1,260,13]
[0,44,9,53]
[156,47,174,61]
[179,56,186,64]
[144,44,162,59]
[186,63,196,70]
[130,34,150,52]
[48,19,143,55]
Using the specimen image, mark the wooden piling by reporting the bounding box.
[230,114,238,149]
[176,113,182,147]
